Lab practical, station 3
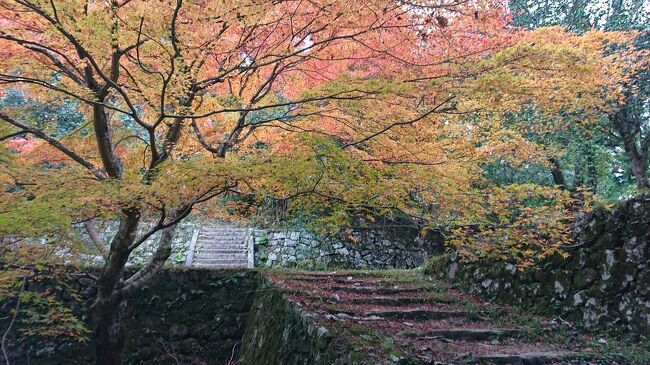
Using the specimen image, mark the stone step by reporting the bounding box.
[194,247,246,254]
[192,258,248,266]
[350,296,430,306]
[285,277,439,291]
[199,230,250,236]
[363,308,471,320]
[194,242,248,250]
[285,292,457,306]
[196,243,247,249]
[287,271,371,277]
[400,328,523,341]
[330,286,433,295]
[326,307,471,320]
[193,252,247,260]
[196,240,246,246]
[192,263,249,269]
[201,227,250,232]
[469,351,578,365]
[196,237,247,242]
[197,237,249,243]
[197,236,248,242]
[284,276,370,285]
[196,238,246,245]
[286,273,428,282]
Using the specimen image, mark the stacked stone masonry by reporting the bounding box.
[428,194,650,335]
[251,228,432,270]
[3,269,343,365]
[82,221,434,270]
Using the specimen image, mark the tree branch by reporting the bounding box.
[118,211,177,299]
[84,219,109,260]
[0,112,107,180]
[343,96,455,148]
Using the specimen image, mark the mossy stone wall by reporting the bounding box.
[7,269,259,364]
[238,276,347,365]
[426,194,650,335]
[5,269,348,365]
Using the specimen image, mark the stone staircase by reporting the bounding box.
[185,227,254,268]
[268,270,591,364]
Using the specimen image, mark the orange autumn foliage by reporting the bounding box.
[0,0,643,267]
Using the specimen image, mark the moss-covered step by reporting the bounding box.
[350,296,431,305]
[398,328,524,341]
[362,308,473,320]
[468,351,579,365]
[329,286,435,295]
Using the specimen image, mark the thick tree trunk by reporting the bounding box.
[89,210,179,365]
[629,154,650,190]
[91,297,125,365]
[90,210,139,365]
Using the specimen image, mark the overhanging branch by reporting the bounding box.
[0,112,107,180]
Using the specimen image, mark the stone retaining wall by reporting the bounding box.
[251,227,437,269]
[4,269,259,364]
[82,221,437,270]
[426,194,650,335]
[3,269,346,365]
[76,219,197,266]
[239,276,345,365]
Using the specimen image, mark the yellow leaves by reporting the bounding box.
[476,128,548,167]
[470,26,643,116]
[445,184,575,268]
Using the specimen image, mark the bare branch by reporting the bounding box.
[0,112,107,180]
[118,211,177,299]
[343,96,455,148]
[84,219,109,260]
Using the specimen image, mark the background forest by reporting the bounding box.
[491,0,649,199]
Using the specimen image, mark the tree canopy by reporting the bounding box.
[0,1,646,363]
[1,0,641,256]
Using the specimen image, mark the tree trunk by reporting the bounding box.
[90,210,140,365]
[623,137,650,190]
[89,209,180,365]
[612,108,649,190]
[548,157,566,188]
[629,151,650,190]
[619,130,649,190]
[92,103,122,178]
[91,296,125,365]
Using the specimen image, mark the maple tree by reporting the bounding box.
[0,0,642,363]
[507,0,650,192]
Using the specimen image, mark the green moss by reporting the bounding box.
[573,268,598,290]
[380,337,394,351]
[349,351,369,362]
[422,254,449,276]
[583,335,650,365]
[239,276,346,365]
[349,324,372,335]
